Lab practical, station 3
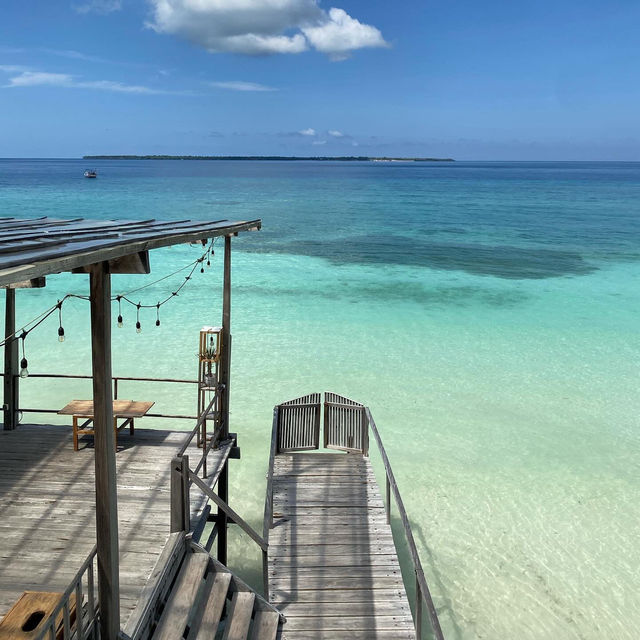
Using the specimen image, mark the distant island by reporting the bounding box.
[83,155,454,162]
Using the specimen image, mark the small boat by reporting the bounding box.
[84,169,97,178]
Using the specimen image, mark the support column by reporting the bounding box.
[217,235,231,564]
[3,289,19,430]
[89,262,120,639]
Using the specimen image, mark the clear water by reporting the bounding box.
[1,159,639,639]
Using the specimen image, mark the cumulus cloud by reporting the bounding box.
[328,129,344,137]
[302,8,387,60]
[74,0,122,14]
[146,0,388,59]
[2,69,169,94]
[312,139,327,145]
[208,80,276,91]
[299,128,316,136]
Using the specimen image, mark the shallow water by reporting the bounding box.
[1,159,639,638]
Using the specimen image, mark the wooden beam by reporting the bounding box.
[217,234,232,565]
[72,251,150,275]
[89,261,120,640]
[1,277,46,289]
[3,289,18,430]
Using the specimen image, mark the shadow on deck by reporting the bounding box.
[0,423,223,626]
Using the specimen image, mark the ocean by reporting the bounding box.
[1,158,639,639]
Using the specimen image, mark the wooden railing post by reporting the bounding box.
[385,476,391,525]
[217,234,232,565]
[416,572,423,639]
[170,455,191,533]
[262,549,269,601]
[3,288,19,430]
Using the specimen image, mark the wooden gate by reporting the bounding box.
[276,393,321,452]
[324,392,368,454]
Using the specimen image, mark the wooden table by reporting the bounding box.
[58,400,154,451]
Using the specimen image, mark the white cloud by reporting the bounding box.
[0,65,30,73]
[328,129,344,137]
[302,8,388,60]
[3,70,168,94]
[208,80,276,92]
[312,139,327,145]
[74,0,122,14]
[146,0,388,59]
[299,127,316,136]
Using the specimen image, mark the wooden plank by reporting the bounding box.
[250,610,280,640]
[153,552,209,640]
[89,260,120,640]
[281,614,414,631]
[189,570,232,640]
[277,601,411,617]
[221,591,255,640]
[279,630,415,640]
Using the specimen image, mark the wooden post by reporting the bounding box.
[385,476,391,525]
[89,262,120,640]
[415,573,423,638]
[217,235,231,565]
[170,455,191,533]
[3,289,18,430]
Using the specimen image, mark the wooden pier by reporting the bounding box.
[268,452,415,639]
[263,393,444,640]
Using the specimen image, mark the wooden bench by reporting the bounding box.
[58,400,154,451]
[0,591,76,639]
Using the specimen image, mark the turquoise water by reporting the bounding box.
[1,159,639,638]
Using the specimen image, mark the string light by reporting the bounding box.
[57,300,65,342]
[19,332,28,378]
[0,237,218,376]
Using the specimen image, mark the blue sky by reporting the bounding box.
[1,0,639,159]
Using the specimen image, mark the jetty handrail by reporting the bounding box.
[365,407,444,640]
[35,545,98,640]
[4,371,199,420]
[262,406,279,598]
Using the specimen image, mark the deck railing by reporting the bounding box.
[35,546,99,640]
[364,407,445,640]
[2,372,198,421]
[169,387,270,597]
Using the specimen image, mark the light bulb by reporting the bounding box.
[58,327,65,342]
[117,315,123,328]
[155,319,160,327]
[136,321,142,334]
[20,357,28,378]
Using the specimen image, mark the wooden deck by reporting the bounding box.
[0,423,228,626]
[268,452,416,640]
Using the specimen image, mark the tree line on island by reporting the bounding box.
[83,155,454,162]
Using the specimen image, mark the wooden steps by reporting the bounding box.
[142,544,284,640]
[267,453,416,640]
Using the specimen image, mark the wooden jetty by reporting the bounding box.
[264,394,444,640]
[0,216,444,640]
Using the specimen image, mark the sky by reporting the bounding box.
[1,0,639,160]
